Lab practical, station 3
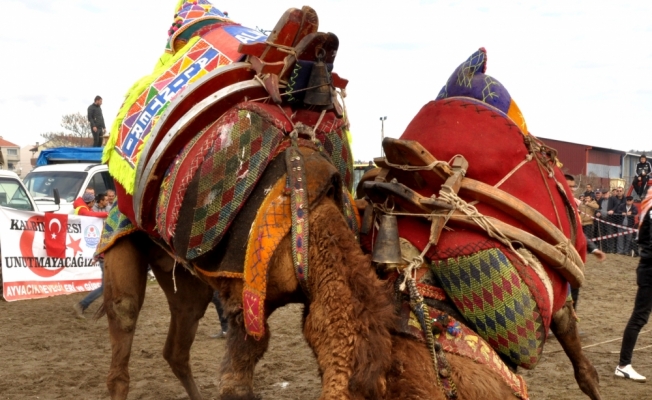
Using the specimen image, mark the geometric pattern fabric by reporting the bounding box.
[184,109,286,260]
[431,248,543,369]
[95,206,138,255]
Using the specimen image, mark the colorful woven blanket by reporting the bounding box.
[96,206,138,255]
[154,102,353,261]
[400,302,529,399]
[103,0,267,195]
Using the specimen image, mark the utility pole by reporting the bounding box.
[380,116,387,157]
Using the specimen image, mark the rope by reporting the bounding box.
[494,153,533,188]
[437,187,529,265]
[536,156,564,232]
[543,329,652,354]
[381,154,465,173]
[172,259,178,294]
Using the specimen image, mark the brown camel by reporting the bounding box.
[101,147,600,400]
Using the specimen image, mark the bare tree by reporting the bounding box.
[41,112,94,148]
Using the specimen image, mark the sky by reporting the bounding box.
[2,0,651,162]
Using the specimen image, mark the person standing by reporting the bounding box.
[564,174,606,311]
[607,187,626,253]
[87,95,105,147]
[616,196,638,255]
[92,193,111,213]
[72,191,108,318]
[615,189,652,381]
[210,291,229,338]
[579,194,599,240]
[105,189,117,210]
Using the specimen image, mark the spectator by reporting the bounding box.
[72,191,109,218]
[635,154,652,179]
[87,95,105,147]
[210,291,229,338]
[595,190,610,249]
[615,196,638,255]
[364,161,375,173]
[564,174,606,312]
[615,189,652,382]
[106,189,117,210]
[579,194,599,240]
[583,184,596,200]
[72,191,108,318]
[92,193,111,213]
[606,187,626,253]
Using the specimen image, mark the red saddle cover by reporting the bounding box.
[398,97,584,315]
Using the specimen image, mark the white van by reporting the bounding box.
[0,170,38,212]
[23,163,114,214]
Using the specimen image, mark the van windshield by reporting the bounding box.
[0,178,34,211]
[24,171,88,203]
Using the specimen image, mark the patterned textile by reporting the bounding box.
[156,127,205,242]
[280,107,354,191]
[243,177,292,338]
[95,206,138,255]
[436,47,527,134]
[183,108,286,260]
[431,248,544,369]
[286,145,310,293]
[167,0,230,53]
[103,0,267,195]
[402,304,529,399]
[342,188,360,240]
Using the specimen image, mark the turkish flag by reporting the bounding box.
[44,213,68,258]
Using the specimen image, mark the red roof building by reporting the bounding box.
[537,137,625,190]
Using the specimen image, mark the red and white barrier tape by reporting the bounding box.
[579,210,638,231]
[578,210,638,242]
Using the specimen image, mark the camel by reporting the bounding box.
[100,145,600,400]
[96,3,600,398]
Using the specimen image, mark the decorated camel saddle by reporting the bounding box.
[99,1,357,308]
[360,48,585,378]
[101,0,354,235]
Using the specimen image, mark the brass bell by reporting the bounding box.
[304,48,332,106]
[372,215,403,264]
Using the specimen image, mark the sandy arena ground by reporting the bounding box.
[0,253,650,400]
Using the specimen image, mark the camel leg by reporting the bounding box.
[103,235,148,400]
[551,301,601,400]
[151,258,214,400]
[217,308,270,400]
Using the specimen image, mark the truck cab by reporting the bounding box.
[22,147,114,214]
[24,163,114,213]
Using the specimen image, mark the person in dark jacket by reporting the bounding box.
[615,196,639,255]
[615,191,652,382]
[606,187,626,253]
[564,174,606,312]
[87,95,105,147]
[635,154,652,178]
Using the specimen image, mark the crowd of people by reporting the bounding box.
[569,169,652,382]
[579,185,639,255]
[575,155,652,255]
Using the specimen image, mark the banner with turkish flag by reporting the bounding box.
[44,213,68,258]
[0,208,103,301]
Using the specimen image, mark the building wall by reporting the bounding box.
[18,145,39,177]
[539,138,588,175]
[0,146,21,174]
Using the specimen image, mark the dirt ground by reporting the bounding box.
[0,254,650,400]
